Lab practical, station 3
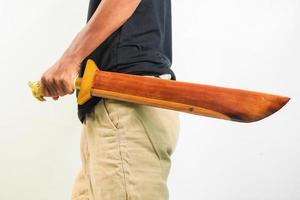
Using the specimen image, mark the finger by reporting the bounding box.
[58,79,70,95]
[50,78,62,97]
[42,77,56,97]
[66,81,74,94]
[52,96,59,100]
[40,78,51,97]
[48,83,58,96]
[56,77,72,97]
[60,77,74,95]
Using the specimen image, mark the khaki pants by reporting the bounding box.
[71,98,180,200]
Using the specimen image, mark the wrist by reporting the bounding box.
[60,51,83,67]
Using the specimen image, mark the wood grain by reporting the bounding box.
[90,70,290,123]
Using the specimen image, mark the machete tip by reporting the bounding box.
[279,96,291,110]
[247,95,291,123]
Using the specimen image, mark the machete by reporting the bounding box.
[28,59,290,123]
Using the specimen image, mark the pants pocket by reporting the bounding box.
[102,98,120,130]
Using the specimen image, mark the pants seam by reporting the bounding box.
[116,127,129,200]
[83,127,95,200]
[103,98,128,199]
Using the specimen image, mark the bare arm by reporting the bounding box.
[41,0,141,99]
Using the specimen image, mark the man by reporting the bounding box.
[40,0,180,199]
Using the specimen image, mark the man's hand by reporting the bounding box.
[40,57,80,100]
[39,0,141,101]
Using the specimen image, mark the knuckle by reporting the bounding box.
[67,87,74,94]
[68,90,74,95]
[53,77,59,83]
[41,76,47,83]
[60,79,68,85]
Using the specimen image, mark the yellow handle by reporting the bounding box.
[28,76,82,102]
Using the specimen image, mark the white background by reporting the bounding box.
[0,0,299,199]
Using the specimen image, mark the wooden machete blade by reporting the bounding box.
[78,59,290,123]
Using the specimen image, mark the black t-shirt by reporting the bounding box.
[77,0,176,123]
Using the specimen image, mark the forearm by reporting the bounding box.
[60,0,141,65]
[40,0,141,98]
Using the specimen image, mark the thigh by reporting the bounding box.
[72,98,180,200]
[71,126,92,200]
[103,98,180,199]
[133,101,181,178]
